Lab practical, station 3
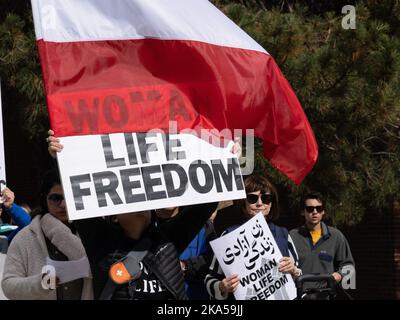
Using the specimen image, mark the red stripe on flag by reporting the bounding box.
[38,38,317,184]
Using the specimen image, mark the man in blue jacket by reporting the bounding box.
[180,218,217,300]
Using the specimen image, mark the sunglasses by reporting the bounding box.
[305,205,324,213]
[246,193,273,205]
[47,193,64,204]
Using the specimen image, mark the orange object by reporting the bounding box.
[109,262,132,285]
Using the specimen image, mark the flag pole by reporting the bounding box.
[0,79,6,194]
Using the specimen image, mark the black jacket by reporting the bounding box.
[75,202,218,299]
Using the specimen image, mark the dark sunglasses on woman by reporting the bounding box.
[246,193,273,205]
[305,205,324,213]
[47,193,64,205]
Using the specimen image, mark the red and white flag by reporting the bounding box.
[32,0,317,185]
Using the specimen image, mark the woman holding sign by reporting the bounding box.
[205,175,301,300]
[46,130,219,300]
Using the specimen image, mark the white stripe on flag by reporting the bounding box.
[31,0,267,54]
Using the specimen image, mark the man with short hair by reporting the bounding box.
[289,191,355,296]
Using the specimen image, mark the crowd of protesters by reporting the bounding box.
[0,132,355,300]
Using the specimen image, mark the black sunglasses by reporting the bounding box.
[246,193,273,205]
[47,193,64,204]
[305,205,324,213]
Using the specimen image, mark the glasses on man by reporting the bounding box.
[305,205,324,213]
[246,193,273,205]
[47,193,64,205]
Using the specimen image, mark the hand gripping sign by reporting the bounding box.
[210,213,297,300]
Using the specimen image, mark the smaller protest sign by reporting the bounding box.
[210,212,297,300]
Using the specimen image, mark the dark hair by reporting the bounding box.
[239,174,279,222]
[38,168,62,215]
[0,203,11,224]
[301,191,324,209]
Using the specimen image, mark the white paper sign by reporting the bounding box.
[46,256,91,284]
[0,79,6,193]
[210,213,297,300]
[57,132,245,220]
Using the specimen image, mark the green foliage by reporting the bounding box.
[0,4,48,139]
[218,1,400,225]
[1,1,399,225]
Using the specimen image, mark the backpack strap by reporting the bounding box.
[100,238,151,300]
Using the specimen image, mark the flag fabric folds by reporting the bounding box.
[31,0,318,184]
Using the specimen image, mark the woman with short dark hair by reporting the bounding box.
[205,174,301,300]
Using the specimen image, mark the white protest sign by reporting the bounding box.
[57,132,245,220]
[46,256,91,284]
[210,212,297,300]
[0,79,6,194]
